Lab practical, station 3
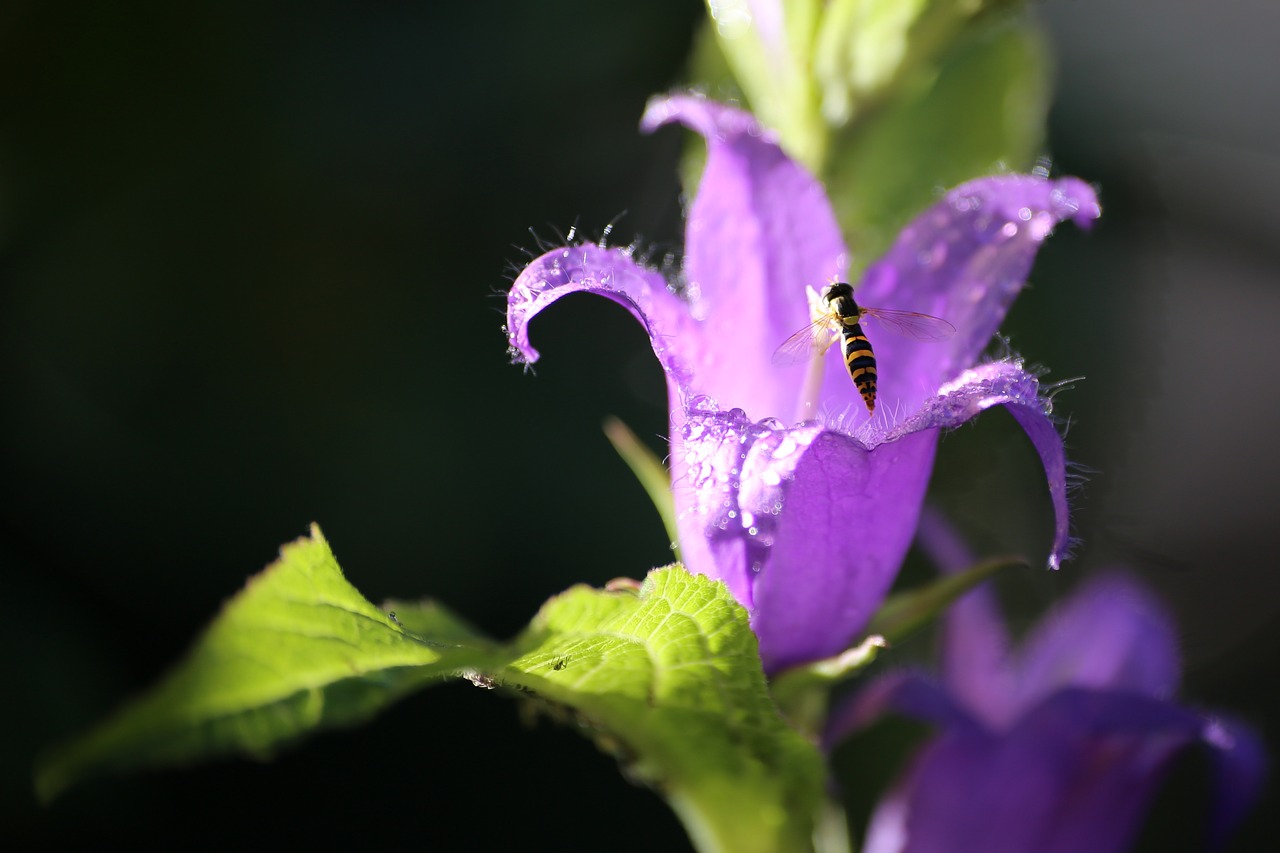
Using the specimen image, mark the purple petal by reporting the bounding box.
[1009,573,1180,716]
[670,407,819,612]
[506,244,699,393]
[674,359,1068,670]
[642,95,851,424]
[752,429,937,670]
[866,689,1237,853]
[855,175,1100,419]
[672,405,937,671]
[884,360,1072,569]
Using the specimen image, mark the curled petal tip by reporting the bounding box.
[640,93,771,143]
[1050,177,1103,229]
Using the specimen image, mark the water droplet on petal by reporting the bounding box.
[1029,213,1055,240]
[915,241,948,270]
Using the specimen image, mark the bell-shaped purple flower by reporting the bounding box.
[505,95,1099,671]
[827,520,1265,852]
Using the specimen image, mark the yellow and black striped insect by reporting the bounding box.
[772,282,954,415]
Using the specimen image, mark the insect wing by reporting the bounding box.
[771,314,841,366]
[860,307,955,342]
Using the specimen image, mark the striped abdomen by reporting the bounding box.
[839,314,877,414]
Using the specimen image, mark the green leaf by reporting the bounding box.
[824,17,1052,271]
[36,538,824,852]
[497,567,826,853]
[34,525,495,803]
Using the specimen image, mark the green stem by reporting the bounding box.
[603,416,681,560]
[667,783,824,853]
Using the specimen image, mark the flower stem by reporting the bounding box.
[603,416,681,559]
[666,783,822,853]
[796,350,827,424]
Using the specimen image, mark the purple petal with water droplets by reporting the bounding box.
[672,406,936,670]
[671,406,825,614]
[505,244,699,394]
[642,95,850,423]
[855,175,1100,420]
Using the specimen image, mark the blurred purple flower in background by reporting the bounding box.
[827,515,1265,853]
[506,95,1099,671]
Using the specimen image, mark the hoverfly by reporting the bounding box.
[772,281,954,415]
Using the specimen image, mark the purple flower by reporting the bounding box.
[505,95,1099,671]
[826,518,1265,853]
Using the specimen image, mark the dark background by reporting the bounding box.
[3,1,1276,850]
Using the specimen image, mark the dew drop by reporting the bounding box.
[915,242,948,270]
[1029,214,1055,240]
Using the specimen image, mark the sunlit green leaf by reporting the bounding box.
[498,567,825,853]
[36,538,824,853]
[35,526,495,803]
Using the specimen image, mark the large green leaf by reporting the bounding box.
[36,533,825,853]
[34,526,496,803]
[394,567,827,853]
